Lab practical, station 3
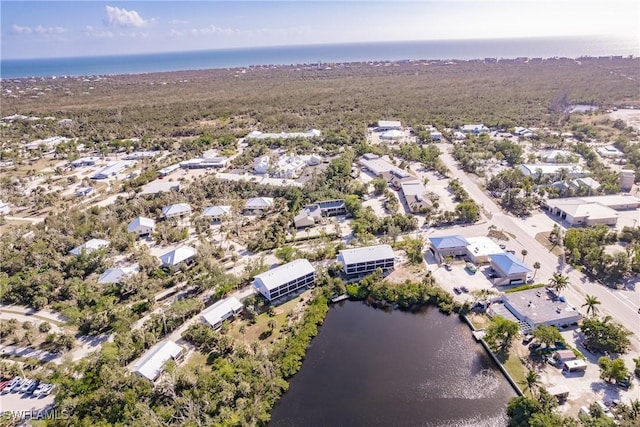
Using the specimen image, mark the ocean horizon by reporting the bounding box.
[1,36,638,79]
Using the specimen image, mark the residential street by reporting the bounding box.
[436,144,640,346]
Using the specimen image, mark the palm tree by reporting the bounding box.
[548,272,569,295]
[521,249,528,262]
[521,369,540,397]
[581,295,601,317]
[533,261,541,279]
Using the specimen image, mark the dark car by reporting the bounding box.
[25,381,40,395]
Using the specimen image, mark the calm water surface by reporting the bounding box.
[270,301,516,427]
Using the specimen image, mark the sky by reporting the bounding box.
[1,0,639,60]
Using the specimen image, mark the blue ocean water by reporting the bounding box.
[1,36,637,79]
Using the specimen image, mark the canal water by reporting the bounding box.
[270,301,516,427]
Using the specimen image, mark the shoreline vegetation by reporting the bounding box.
[1,56,639,426]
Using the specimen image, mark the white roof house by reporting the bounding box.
[158,246,197,267]
[139,181,181,196]
[538,150,572,163]
[254,156,270,174]
[244,197,274,213]
[162,203,192,219]
[518,164,588,178]
[69,239,110,256]
[158,164,180,177]
[91,161,129,180]
[253,259,316,301]
[453,131,466,140]
[338,244,395,266]
[0,200,10,215]
[377,120,402,130]
[461,124,489,134]
[379,129,404,140]
[597,146,624,158]
[98,265,140,285]
[131,340,183,381]
[203,206,232,221]
[127,216,156,236]
[200,296,244,329]
[246,129,321,140]
[338,244,395,277]
[274,155,306,178]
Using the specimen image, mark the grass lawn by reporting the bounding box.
[229,290,313,347]
[468,313,491,330]
[502,349,530,397]
[184,350,211,373]
[535,232,564,257]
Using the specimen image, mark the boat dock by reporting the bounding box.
[331,294,349,303]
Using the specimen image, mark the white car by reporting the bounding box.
[18,379,34,393]
[33,383,54,397]
[2,377,21,394]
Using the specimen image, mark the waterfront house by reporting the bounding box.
[253,259,316,302]
[497,288,582,331]
[338,244,395,278]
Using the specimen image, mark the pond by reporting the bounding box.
[270,301,517,427]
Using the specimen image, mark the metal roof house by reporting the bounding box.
[139,181,181,196]
[243,197,274,214]
[293,199,346,228]
[69,239,110,256]
[131,339,184,381]
[517,164,588,179]
[203,206,232,222]
[461,124,489,134]
[338,244,395,278]
[376,120,402,130]
[162,203,192,219]
[427,235,470,264]
[253,259,316,302]
[91,161,129,180]
[158,246,197,267]
[127,216,156,237]
[98,265,139,285]
[200,296,244,329]
[489,253,532,286]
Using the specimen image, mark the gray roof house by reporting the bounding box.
[253,259,316,301]
[338,244,395,277]
[489,253,532,286]
[69,239,110,256]
[131,340,184,381]
[158,246,197,267]
[98,265,140,285]
[162,203,192,219]
[128,216,156,237]
[428,235,470,264]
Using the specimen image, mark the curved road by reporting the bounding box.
[437,144,640,343]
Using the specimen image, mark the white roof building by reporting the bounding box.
[254,156,270,174]
[461,124,489,134]
[359,154,409,178]
[203,206,232,221]
[338,244,395,277]
[244,197,274,213]
[465,236,505,264]
[0,200,10,215]
[98,265,139,285]
[69,239,110,256]
[253,259,316,301]
[139,181,181,196]
[158,246,197,267]
[200,296,244,329]
[275,155,306,178]
[127,216,156,236]
[597,146,624,158]
[124,151,159,160]
[162,203,192,219]
[518,164,588,178]
[379,129,404,140]
[538,150,572,163]
[377,120,402,130]
[453,131,466,140]
[71,157,100,167]
[131,340,183,381]
[246,129,321,140]
[158,164,180,177]
[91,161,130,180]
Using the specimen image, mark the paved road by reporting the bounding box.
[437,144,640,344]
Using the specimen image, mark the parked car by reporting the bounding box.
[9,378,25,393]
[0,379,12,392]
[33,383,53,397]
[453,287,461,295]
[616,375,632,389]
[18,379,34,393]
[465,263,477,274]
[460,286,469,293]
[25,380,40,395]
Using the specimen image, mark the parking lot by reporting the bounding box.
[0,382,56,421]
[425,251,496,303]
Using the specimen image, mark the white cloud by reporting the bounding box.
[12,24,68,35]
[169,19,190,25]
[104,5,151,28]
